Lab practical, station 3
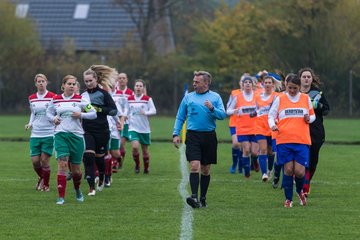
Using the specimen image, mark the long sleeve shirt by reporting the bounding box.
[28,91,56,137]
[127,94,156,133]
[81,86,118,134]
[173,90,226,136]
[46,93,96,137]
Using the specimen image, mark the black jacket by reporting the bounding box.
[306,87,330,143]
[82,86,118,134]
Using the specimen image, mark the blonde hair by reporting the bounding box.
[83,65,118,90]
[34,73,48,83]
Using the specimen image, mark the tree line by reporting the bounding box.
[0,0,359,116]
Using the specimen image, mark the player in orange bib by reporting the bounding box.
[253,74,280,182]
[227,76,257,178]
[268,74,315,208]
[226,75,246,174]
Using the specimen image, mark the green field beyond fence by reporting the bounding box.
[0,116,359,239]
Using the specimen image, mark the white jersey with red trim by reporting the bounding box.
[107,91,121,139]
[127,94,156,133]
[113,87,133,118]
[107,115,120,139]
[28,91,56,138]
[46,93,93,137]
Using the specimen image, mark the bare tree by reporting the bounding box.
[113,0,177,63]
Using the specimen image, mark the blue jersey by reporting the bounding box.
[173,90,226,136]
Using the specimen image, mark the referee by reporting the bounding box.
[173,71,226,208]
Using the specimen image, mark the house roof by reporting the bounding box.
[11,0,139,51]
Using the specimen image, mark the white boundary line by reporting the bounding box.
[178,144,193,240]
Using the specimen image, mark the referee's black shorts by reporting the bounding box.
[185,130,218,165]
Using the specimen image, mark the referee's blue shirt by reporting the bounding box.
[173,90,226,136]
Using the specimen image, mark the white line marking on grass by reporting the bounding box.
[178,144,193,240]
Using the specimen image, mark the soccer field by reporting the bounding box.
[0,116,359,239]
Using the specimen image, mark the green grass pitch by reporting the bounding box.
[0,116,359,239]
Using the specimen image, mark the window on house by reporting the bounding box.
[73,4,90,19]
[15,4,29,18]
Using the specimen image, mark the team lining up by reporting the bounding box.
[26,65,156,205]
[223,68,329,208]
[171,68,329,209]
[26,66,329,208]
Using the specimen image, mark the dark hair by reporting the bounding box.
[298,67,321,88]
[285,73,300,86]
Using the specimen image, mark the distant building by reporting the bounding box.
[10,0,175,54]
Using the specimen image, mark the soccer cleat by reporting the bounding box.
[56,198,65,205]
[104,176,111,187]
[303,186,311,198]
[303,188,310,199]
[135,166,140,174]
[272,177,280,189]
[88,189,96,196]
[186,196,200,209]
[267,170,274,180]
[262,173,269,182]
[229,166,236,174]
[143,169,149,174]
[36,178,44,191]
[75,189,84,202]
[97,181,104,192]
[303,192,309,199]
[284,199,293,208]
[297,191,307,206]
[42,185,50,192]
[200,197,207,208]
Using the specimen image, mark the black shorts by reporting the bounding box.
[185,130,218,165]
[84,131,110,155]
